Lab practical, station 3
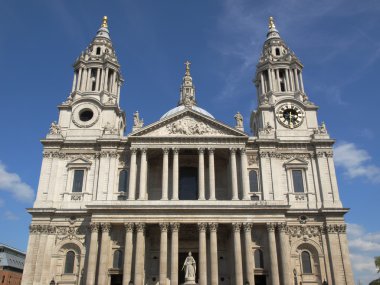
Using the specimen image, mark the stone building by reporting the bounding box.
[22,16,354,285]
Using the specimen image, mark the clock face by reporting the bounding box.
[276,103,304,129]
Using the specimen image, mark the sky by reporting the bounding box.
[0,0,379,283]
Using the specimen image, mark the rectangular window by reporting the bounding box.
[118,170,129,193]
[249,170,259,192]
[72,170,84,193]
[292,170,304,193]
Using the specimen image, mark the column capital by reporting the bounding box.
[198,222,207,232]
[229,148,237,154]
[124,222,134,232]
[278,222,288,233]
[159,223,169,232]
[140,148,147,154]
[89,222,100,233]
[243,222,253,232]
[239,148,247,155]
[162,148,170,154]
[170,223,180,232]
[266,222,276,232]
[198,148,205,154]
[101,223,111,233]
[135,222,146,232]
[130,147,138,154]
[232,222,242,232]
[172,147,179,154]
[208,148,215,154]
[209,223,218,232]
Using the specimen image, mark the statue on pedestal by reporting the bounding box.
[181,252,196,284]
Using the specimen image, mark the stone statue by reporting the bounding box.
[234,112,244,131]
[181,252,196,284]
[133,111,144,128]
[49,121,61,135]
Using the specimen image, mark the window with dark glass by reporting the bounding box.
[301,251,312,274]
[292,170,304,193]
[179,167,198,200]
[254,249,264,268]
[72,170,84,193]
[64,251,75,274]
[113,250,123,269]
[118,170,129,193]
[249,170,259,192]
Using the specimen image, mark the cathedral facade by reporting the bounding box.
[22,17,354,285]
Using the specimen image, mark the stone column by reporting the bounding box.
[209,223,219,285]
[230,148,239,200]
[32,226,48,284]
[275,69,281,91]
[338,225,355,285]
[172,148,179,200]
[260,73,265,95]
[240,148,250,200]
[77,68,83,91]
[71,71,77,92]
[162,148,169,200]
[267,223,280,285]
[134,223,146,285]
[98,223,111,285]
[138,148,147,200]
[81,68,87,91]
[95,68,101,91]
[289,69,294,91]
[198,148,205,200]
[99,68,105,91]
[299,71,305,92]
[159,223,169,285]
[21,226,39,285]
[243,223,255,285]
[86,68,91,91]
[170,223,180,285]
[198,223,207,285]
[208,149,216,200]
[128,148,137,200]
[278,223,291,285]
[268,69,273,91]
[294,69,299,91]
[285,69,291,91]
[232,223,243,285]
[123,223,134,285]
[86,223,100,285]
[104,67,109,91]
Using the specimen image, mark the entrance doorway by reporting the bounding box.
[254,275,267,285]
[179,167,198,200]
[179,252,199,284]
[110,274,123,285]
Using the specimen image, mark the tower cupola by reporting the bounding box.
[178,61,196,107]
[255,17,308,106]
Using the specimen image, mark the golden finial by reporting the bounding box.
[269,16,276,29]
[102,16,108,28]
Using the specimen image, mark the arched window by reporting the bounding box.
[249,170,259,192]
[301,251,312,274]
[113,250,123,269]
[275,48,280,56]
[254,249,264,268]
[118,170,129,193]
[96,47,101,55]
[64,251,75,274]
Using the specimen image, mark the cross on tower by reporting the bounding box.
[184,60,191,72]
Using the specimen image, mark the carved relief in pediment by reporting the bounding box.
[144,116,232,136]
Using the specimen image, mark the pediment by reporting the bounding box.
[67,157,92,168]
[283,157,308,168]
[130,109,247,137]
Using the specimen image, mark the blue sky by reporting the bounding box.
[0,0,379,283]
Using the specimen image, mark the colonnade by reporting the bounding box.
[259,67,304,95]
[71,66,120,96]
[127,147,251,201]
[86,222,290,285]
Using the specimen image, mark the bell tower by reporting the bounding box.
[250,17,327,140]
[48,16,126,140]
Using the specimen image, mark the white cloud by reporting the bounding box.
[334,142,380,183]
[0,161,34,202]
[4,210,19,221]
[347,224,380,284]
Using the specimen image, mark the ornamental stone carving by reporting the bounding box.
[101,223,111,232]
[159,223,169,232]
[232,223,242,232]
[288,225,320,239]
[125,223,134,232]
[197,223,207,232]
[165,117,224,136]
[209,223,218,232]
[243,223,253,232]
[170,223,180,232]
[89,223,100,233]
[135,223,146,232]
[56,225,85,244]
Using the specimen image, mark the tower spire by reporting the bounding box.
[179,60,196,107]
[266,16,280,40]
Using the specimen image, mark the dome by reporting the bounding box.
[160,106,214,120]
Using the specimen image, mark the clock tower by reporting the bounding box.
[250,17,326,140]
